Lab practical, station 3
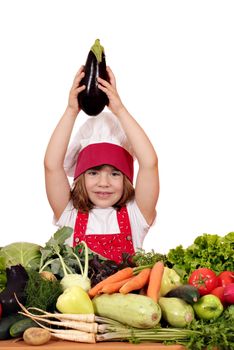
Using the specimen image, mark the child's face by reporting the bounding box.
[84,165,124,208]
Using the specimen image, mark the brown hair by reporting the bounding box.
[70,166,135,213]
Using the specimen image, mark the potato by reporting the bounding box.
[39,271,57,281]
[23,327,51,345]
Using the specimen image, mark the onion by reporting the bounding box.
[224,283,234,304]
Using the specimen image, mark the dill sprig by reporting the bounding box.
[25,269,63,312]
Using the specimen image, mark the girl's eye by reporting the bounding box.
[87,170,98,176]
[112,171,121,176]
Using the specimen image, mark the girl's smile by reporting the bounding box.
[84,165,124,208]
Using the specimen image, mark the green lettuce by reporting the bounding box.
[167,232,234,281]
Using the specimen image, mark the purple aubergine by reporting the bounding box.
[78,39,109,116]
[0,265,28,316]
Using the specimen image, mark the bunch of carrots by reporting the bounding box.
[88,261,165,303]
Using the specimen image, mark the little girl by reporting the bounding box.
[44,66,159,263]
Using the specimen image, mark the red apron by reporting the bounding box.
[73,206,135,263]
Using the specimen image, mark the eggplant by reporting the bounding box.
[0,265,28,316]
[78,39,109,116]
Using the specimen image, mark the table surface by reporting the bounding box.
[0,340,186,350]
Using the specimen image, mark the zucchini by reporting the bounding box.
[78,39,109,116]
[159,297,194,328]
[165,284,200,304]
[10,318,38,338]
[92,293,161,328]
[0,313,23,340]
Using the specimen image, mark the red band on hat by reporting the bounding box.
[74,143,134,183]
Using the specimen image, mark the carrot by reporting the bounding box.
[88,267,134,298]
[101,277,134,294]
[147,261,164,303]
[119,268,151,294]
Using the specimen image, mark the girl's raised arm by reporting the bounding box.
[97,67,159,225]
[44,67,85,220]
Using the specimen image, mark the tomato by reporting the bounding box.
[211,286,227,306]
[188,268,218,295]
[217,271,234,287]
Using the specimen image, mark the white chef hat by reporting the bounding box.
[64,112,135,183]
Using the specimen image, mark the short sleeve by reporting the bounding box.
[53,201,77,247]
[126,200,152,249]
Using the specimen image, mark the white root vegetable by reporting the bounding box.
[28,319,96,344]
[19,311,98,333]
[22,305,96,322]
[24,318,95,343]
[59,241,91,291]
[39,240,91,291]
[52,332,95,343]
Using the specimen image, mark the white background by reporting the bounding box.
[0,1,233,253]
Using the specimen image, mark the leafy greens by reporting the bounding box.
[167,232,234,281]
[39,226,81,277]
[183,305,234,350]
[0,242,41,269]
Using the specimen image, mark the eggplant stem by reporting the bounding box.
[91,39,104,63]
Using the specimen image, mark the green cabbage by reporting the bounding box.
[0,242,41,269]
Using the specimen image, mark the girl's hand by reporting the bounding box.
[97,66,126,116]
[67,66,86,116]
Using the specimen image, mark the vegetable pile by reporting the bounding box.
[0,230,233,349]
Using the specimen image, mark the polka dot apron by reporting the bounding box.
[73,206,135,263]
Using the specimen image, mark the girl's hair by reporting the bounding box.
[70,165,135,213]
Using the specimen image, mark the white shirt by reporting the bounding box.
[54,199,151,250]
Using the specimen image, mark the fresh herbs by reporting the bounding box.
[167,232,234,282]
[132,248,168,267]
[183,305,234,350]
[25,269,63,312]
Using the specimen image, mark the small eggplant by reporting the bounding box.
[0,265,28,316]
[78,39,109,116]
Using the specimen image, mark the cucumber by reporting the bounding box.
[92,293,161,328]
[10,318,38,338]
[0,314,24,340]
[165,284,200,304]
